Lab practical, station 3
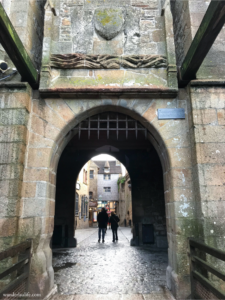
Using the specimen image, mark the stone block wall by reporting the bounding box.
[189,84,225,291]
[190,85,225,248]
[56,0,165,55]
[171,0,225,79]
[0,0,46,70]
[170,0,191,68]
[40,0,178,90]
[0,83,31,252]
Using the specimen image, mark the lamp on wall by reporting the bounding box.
[0,60,8,73]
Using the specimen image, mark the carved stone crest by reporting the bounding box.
[51,54,167,69]
[94,8,124,40]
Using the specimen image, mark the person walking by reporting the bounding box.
[97,208,108,243]
[109,212,120,242]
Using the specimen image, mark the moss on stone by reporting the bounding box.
[96,9,122,26]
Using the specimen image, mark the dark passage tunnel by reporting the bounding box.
[52,112,167,249]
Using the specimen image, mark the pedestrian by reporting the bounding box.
[109,212,120,242]
[97,207,108,243]
[108,213,111,229]
[104,208,108,235]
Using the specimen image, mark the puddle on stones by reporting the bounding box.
[53,262,76,272]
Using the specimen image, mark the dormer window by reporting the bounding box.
[104,174,111,180]
[104,161,110,173]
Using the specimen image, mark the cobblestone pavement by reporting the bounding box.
[51,228,174,300]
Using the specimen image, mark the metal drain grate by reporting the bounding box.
[194,279,220,300]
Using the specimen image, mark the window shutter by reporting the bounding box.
[75,193,79,215]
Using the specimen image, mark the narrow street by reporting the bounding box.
[50,228,174,300]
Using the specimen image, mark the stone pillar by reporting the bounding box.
[54,153,78,248]
[190,84,225,263]
[128,149,166,248]
[0,82,31,251]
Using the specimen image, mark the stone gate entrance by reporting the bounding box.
[18,98,192,299]
[53,111,167,249]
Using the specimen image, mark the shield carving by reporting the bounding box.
[94,8,124,40]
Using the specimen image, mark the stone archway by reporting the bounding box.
[53,111,167,250]
[20,98,193,299]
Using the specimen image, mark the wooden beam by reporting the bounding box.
[0,240,31,260]
[0,3,39,88]
[189,238,225,261]
[192,256,225,281]
[180,0,225,84]
[0,258,28,280]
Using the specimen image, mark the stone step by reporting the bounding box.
[50,292,175,300]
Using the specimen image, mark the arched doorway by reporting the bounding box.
[23,99,193,299]
[50,111,169,295]
[52,111,167,249]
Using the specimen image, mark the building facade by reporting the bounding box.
[88,160,99,226]
[88,160,99,202]
[93,161,122,213]
[75,161,90,229]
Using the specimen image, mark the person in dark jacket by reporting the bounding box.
[97,208,108,243]
[109,212,120,242]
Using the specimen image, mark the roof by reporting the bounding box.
[92,160,122,174]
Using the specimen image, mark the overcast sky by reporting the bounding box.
[91,154,126,176]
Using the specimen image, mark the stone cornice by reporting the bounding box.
[190,79,225,87]
[39,86,178,99]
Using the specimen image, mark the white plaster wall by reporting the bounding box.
[97,173,120,201]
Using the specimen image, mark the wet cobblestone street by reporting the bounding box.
[51,228,174,300]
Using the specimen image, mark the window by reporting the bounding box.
[89,191,93,200]
[86,202,88,217]
[81,196,85,216]
[75,193,79,215]
[104,187,111,193]
[90,170,94,179]
[104,174,111,180]
[81,196,88,217]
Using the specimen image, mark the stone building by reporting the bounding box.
[118,173,132,227]
[75,161,90,229]
[93,160,122,212]
[88,160,99,202]
[0,0,225,299]
[87,160,99,226]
